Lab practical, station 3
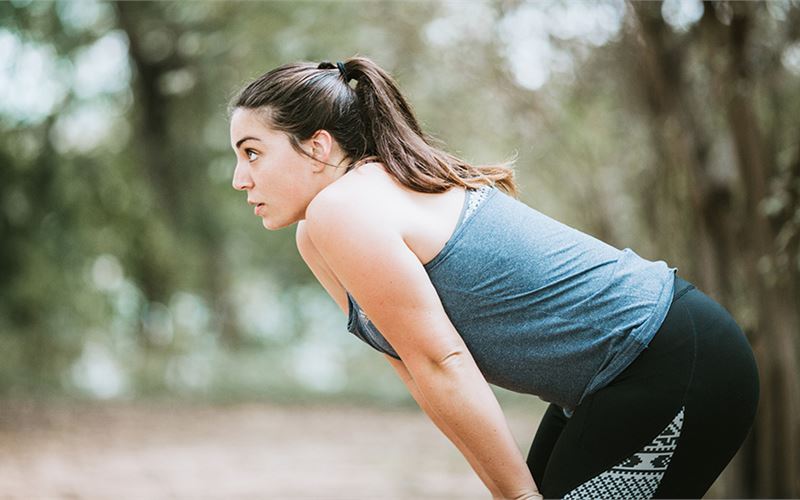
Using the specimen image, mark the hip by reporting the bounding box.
[607,274,759,399]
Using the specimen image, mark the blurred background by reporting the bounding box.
[1,0,798,498]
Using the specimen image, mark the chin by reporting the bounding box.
[260,217,279,230]
[261,216,292,231]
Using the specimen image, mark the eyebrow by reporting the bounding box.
[235,136,262,149]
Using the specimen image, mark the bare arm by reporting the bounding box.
[298,221,504,494]
[297,220,529,498]
[305,192,540,499]
[383,354,504,497]
[403,347,539,499]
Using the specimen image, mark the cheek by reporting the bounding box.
[251,166,277,190]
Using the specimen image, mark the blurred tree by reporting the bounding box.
[619,2,799,496]
[113,1,240,346]
[2,2,798,496]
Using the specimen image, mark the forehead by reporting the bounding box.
[229,108,280,144]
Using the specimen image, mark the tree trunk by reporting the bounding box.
[625,2,800,497]
[718,5,800,496]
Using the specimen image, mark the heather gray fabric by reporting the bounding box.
[346,185,677,417]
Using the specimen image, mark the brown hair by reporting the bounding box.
[232,56,518,197]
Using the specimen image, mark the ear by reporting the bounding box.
[306,129,334,171]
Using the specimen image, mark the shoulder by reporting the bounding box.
[303,163,418,286]
[305,162,403,237]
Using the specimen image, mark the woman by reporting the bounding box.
[229,57,760,499]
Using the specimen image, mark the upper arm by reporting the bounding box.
[295,220,348,315]
[304,190,470,373]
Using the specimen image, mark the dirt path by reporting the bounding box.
[0,400,545,499]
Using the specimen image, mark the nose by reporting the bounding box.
[232,162,253,191]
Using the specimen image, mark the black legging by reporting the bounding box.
[526,275,760,499]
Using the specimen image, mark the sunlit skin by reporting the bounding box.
[230,107,351,230]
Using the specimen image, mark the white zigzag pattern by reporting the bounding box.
[464,185,492,221]
[562,406,685,500]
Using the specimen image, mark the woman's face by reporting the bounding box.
[230,108,321,230]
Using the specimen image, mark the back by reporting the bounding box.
[347,185,677,417]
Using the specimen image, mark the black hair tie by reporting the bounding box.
[336,61,349,82]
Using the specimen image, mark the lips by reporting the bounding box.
[247,199,265,215]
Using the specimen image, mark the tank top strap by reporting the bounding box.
[463,184,494,222]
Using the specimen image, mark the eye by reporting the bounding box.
[245,149,258,161]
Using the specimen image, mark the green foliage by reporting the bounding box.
[1,1,798,411]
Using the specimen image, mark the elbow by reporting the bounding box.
[434,349,467,370]
[405,349,466,378]
[404,342,472,379]
[406,349,473,398]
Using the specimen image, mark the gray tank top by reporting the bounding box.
[345,184,677,417]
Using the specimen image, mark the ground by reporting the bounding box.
[0,400,732,499]
[0,400,543,499]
